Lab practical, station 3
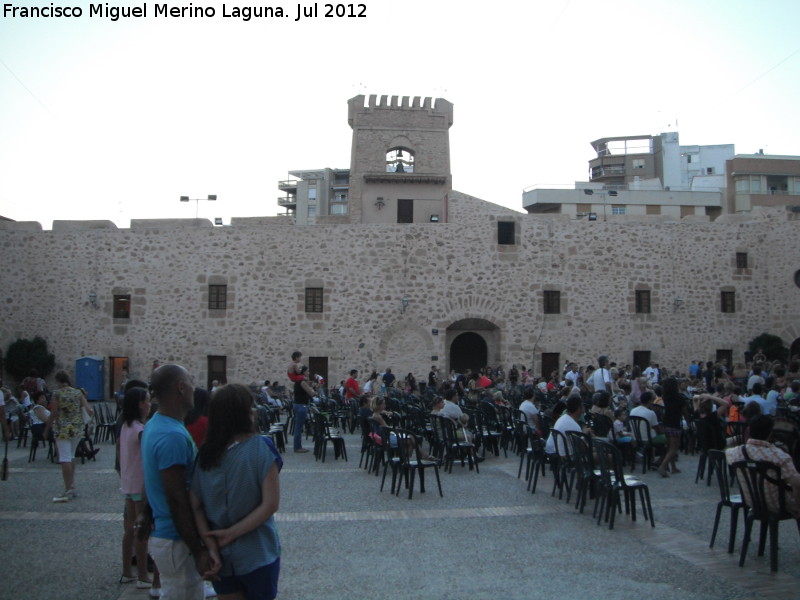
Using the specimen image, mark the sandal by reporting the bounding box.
[119,575,137,584]
[658,469,669,478]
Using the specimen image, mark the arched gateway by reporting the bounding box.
[447,318,500,374]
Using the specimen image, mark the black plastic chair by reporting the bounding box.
[379,427,402,494]
[432,415,479,473]
[393,428,443,499]
[548,429,575,502]
[732,459,795,572]
[707,449,745,553]
[358,415,374,470]
[629,415,663,474]
[567,430,599,513]
[590,413,613,439]
[593,439,655,530]
[693,418,714,485]
[312,412,346,463]
[726,421,746,447]
[527,435,548,494]
[29,423,55,463]
[477,405,503,457]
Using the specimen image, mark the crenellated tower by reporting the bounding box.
[346,94,453,224]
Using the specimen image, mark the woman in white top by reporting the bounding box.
[29,391,52,443]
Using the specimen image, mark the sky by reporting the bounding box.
[1,0,799,228]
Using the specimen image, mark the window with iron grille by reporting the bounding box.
[305,287,323,313]
[736,252,748,269]
[635,290,651,314]
[498,221,515,245]
[543,290,560,314]
[208,285,227,310]
[113,295,131,319]
[721,291,736,313]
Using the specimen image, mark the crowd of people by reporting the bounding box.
[5,348,800,598]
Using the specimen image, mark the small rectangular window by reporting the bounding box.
[543,290,561,314]
[397,199,413,224]
[646,205,661,215]
[113,295,131,319]
[721,291,736,313]
[611,205,626,215]
[305,287,323,313]
[498,222,515,245]
[736,252,748,269]
[208,285,227,310]
[635,290,651,314]
[632,158,645,169]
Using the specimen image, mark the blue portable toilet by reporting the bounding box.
[75,356,105,401]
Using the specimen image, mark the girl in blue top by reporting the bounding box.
[190,384,281,600]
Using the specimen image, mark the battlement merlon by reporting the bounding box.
[348,94,454,128]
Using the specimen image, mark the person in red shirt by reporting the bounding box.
[288,351,310,453]
[345,370,360,402]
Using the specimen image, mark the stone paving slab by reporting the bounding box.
[1,427,798,600]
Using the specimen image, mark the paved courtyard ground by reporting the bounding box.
[1,410,799,600]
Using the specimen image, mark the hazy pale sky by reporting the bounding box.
[1,0,798,227]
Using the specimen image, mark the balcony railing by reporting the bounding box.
[591,166,626,179]
[278,180,298,190]
[278,196,297,206]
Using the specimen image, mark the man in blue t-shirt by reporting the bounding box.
[138,364,219,599]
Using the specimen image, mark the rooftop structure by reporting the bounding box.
[524,132,734,219]
[726,153,800,214]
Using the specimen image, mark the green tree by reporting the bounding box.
[5,336,56,384]
[748,333,788,363]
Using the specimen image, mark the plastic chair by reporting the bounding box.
[312,412,346,463]
[526,435,548,494]
[693,418,715,485]
[29,424,55,463]
[432,415,479,473]
[358,415,374,470]
[707,449,745,553]
[566,430,599,513]
[393,428,443,499]
[732,459,795,572]
[379,426,402,494]
[548,429,575,502]
[629,415,663,474]
[593,439,655,530]
[590,413,613,439]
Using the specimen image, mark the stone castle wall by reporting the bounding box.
[1,203,798,393]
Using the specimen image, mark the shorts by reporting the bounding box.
[214,558,280,600]
[55,437,79,463]
[148,537,204,600]
[662,426,682,439]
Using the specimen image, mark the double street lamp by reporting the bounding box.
[180,194,217,218]
[583,188,617,222]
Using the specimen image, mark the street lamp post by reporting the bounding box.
[180,194,217,218]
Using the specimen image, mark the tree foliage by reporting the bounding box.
[4,336,56,384]
[748,333,788,363]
